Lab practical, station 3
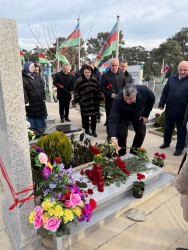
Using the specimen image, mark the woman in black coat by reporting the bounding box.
[22,61,46,128]
[74,65,103,137]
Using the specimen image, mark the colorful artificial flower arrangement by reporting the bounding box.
[29,153,97,236]
[27,129,36,141]
[133,173,145,194]
[152,152,166,168]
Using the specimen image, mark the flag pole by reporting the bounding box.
[116,15,120,58]
[56,38,59,71]
[77,18,81,70]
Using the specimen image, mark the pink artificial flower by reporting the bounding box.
[70,194,83,208]
[35,206,44,217]
[42,166,52,179]
[64,200,72,208]
[33,215,44,229]
[45,217,62,232]
[38,152,48,165]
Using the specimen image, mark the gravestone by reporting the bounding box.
[154,84,164,108]
[0,18,44,249]
[148,80,155,92]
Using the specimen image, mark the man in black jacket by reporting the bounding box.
[101,58,126,137]
[159,61,188,156]
[53,64,74,122]
[109,84,155,156]
[119,60,133,85]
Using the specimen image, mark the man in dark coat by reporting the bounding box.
[53,64,74,122]
[109,84,155,156]
[119,60,133,85]
[101,58,126,137]
[159,61,188,156]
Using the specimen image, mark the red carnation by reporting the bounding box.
[80,169,84,175]
[90,146,101,155]
[32,146,36,149]
[155,113,160,117]
[92,180,97,185]
[98,181,104,187]
[53,157,61,163]
[154,153,160,157]
[88,189,93,194]
[111,174,115,178]
[89,198,97,210]
[98,186,104,192]
[160,153,166,159]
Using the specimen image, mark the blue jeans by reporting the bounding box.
[27,117,46,129]
[164,115,187,151]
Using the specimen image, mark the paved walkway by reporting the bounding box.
[0,102,188,249]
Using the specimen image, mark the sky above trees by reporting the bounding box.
[1,0,188,51]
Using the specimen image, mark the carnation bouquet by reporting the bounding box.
[29,146,97,236]
[152,152,166,167]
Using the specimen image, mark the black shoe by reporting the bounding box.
[97,118,101,123]
[92,130,97,137]
[61,118,64,123]
[176,248,188,250]
[159,143,170,149]
[174,150,182,156]
[65,118,71,122]
[104,122,107,126]
[85,130,91,136]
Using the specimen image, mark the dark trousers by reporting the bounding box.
[59,98,70,119]
[116,121,146,156]
[106,102,113,135]
[82,115,97,132]
[164,114,187,151]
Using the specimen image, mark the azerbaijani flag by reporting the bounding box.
[71,68,76,75]
[58,53,71,69]
[20,48,25,63]
[38,49,49,64]
[99,59,111,73]
[94,22,117,67]
[56,24,81,58]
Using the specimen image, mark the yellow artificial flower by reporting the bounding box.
[42,212,48,225]
[42,199,55,210]
[96,153,102,157]
[47,162,53,170]
[52,205,64,218]
[73,206,82,217]
[63,209,74,223]
[29,211,35,224]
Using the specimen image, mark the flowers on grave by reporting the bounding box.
[133,173,145,194]
[29,159,97,236]
[152,152,166,168]
[81,145,131,191]
[27,129,35,141]
[133,147,149,161]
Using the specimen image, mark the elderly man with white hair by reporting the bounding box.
[101,58,127,139]
[159,61,188,156]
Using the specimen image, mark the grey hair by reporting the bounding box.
[123,84,137,97]
[120,60,128,64]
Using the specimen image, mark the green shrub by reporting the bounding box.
[158,111,177,134]
[158,111,165,130]
[36,131,72,166]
